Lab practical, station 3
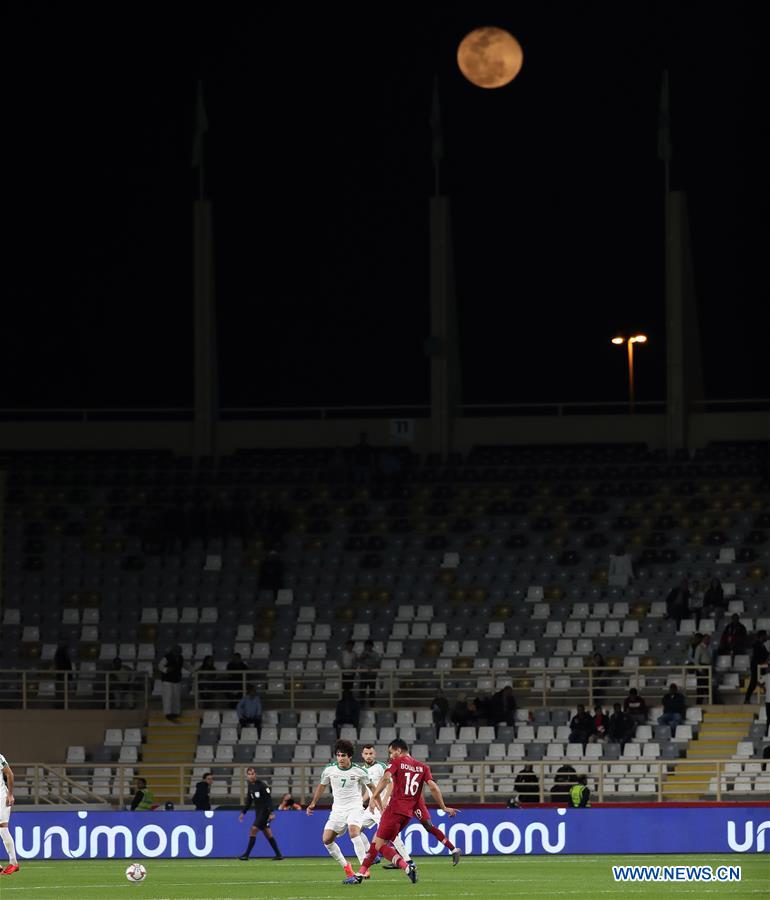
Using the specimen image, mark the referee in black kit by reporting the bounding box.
[238,767,285,860]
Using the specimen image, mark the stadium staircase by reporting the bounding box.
[663,705,756,800]
[138,711,200,804]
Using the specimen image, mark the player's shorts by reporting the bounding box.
[253,809,271,830]
[376,807,412,843]
[348,804,380,831]
[323,807,363,835]
[0,793,11,824]
[414,797,431,824]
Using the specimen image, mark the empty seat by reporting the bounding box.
[118,746,138,763]
[195,745,214,763]
[214,745,234,763]
[220,726,238,744]
[104,729,123,746]
[672,724,693,743]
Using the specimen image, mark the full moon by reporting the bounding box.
[457,26,523,89]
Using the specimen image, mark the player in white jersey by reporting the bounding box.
[357,744,411,867]
[307,740,374,879]
[0,753,19,876]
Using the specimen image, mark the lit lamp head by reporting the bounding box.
[611,335,648,345]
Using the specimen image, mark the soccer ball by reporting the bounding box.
[125,862,147,882]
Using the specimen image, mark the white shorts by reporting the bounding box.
[324,807,364,835]
[348,805,381,831]
[0,794,11,824]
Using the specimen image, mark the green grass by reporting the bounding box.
[1,856,768,899]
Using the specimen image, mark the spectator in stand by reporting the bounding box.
[591,704,609,741]
[702,576,727,619]
[744,630,769,704]
[608,702,635,746]
[54,642,72,673]
[158,645,188,723]
[236,684,263,732]
[225,652,249,703]
[474,690,493,725]
[665,578,692,629]
[333,689,360,734]
[514,764,540,804]
[357,640,380,703]
[431,689,449,730]
[608,544,634,588]
[658,683,686,733]
[549,764,577,803]
[623,687,648,724]
[340,640,357,693]
[686,632,705,666]
[489,685,517,726]
[569,704,596,746]
[718,613,748,659]
[692,633,713,703]
[688,585,705,629]
[451,693,476,729]
[192,772,213,811]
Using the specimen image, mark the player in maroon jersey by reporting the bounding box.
[343,739,458,885]
[382,794,460,868]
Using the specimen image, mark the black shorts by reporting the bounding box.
[253,810,271,830]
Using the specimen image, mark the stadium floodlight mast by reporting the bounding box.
[611,334,648,414]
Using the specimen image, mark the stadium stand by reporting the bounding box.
[1,441,768,805]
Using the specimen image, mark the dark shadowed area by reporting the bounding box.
[5,2,767,409]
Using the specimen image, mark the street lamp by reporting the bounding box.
[612,334,648,413]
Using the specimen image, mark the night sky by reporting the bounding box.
[5,2,767,410]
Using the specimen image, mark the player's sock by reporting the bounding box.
[325,840,349,869]
[425,822,455,851]
[0,829,17,867]
[242,836,256,858]
[392,834,411,861]
[351,834,369,864]
[266,835,282,857]
[379,844,407,871]
[357,842,379,875]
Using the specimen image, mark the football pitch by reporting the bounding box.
[0,856,768,899]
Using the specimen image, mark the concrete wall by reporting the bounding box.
[2,710,146,764]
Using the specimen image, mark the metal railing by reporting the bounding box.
[0,670,151,710]
[11,758,766,807]
[0,665,711,710]
[191,665,713,709]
